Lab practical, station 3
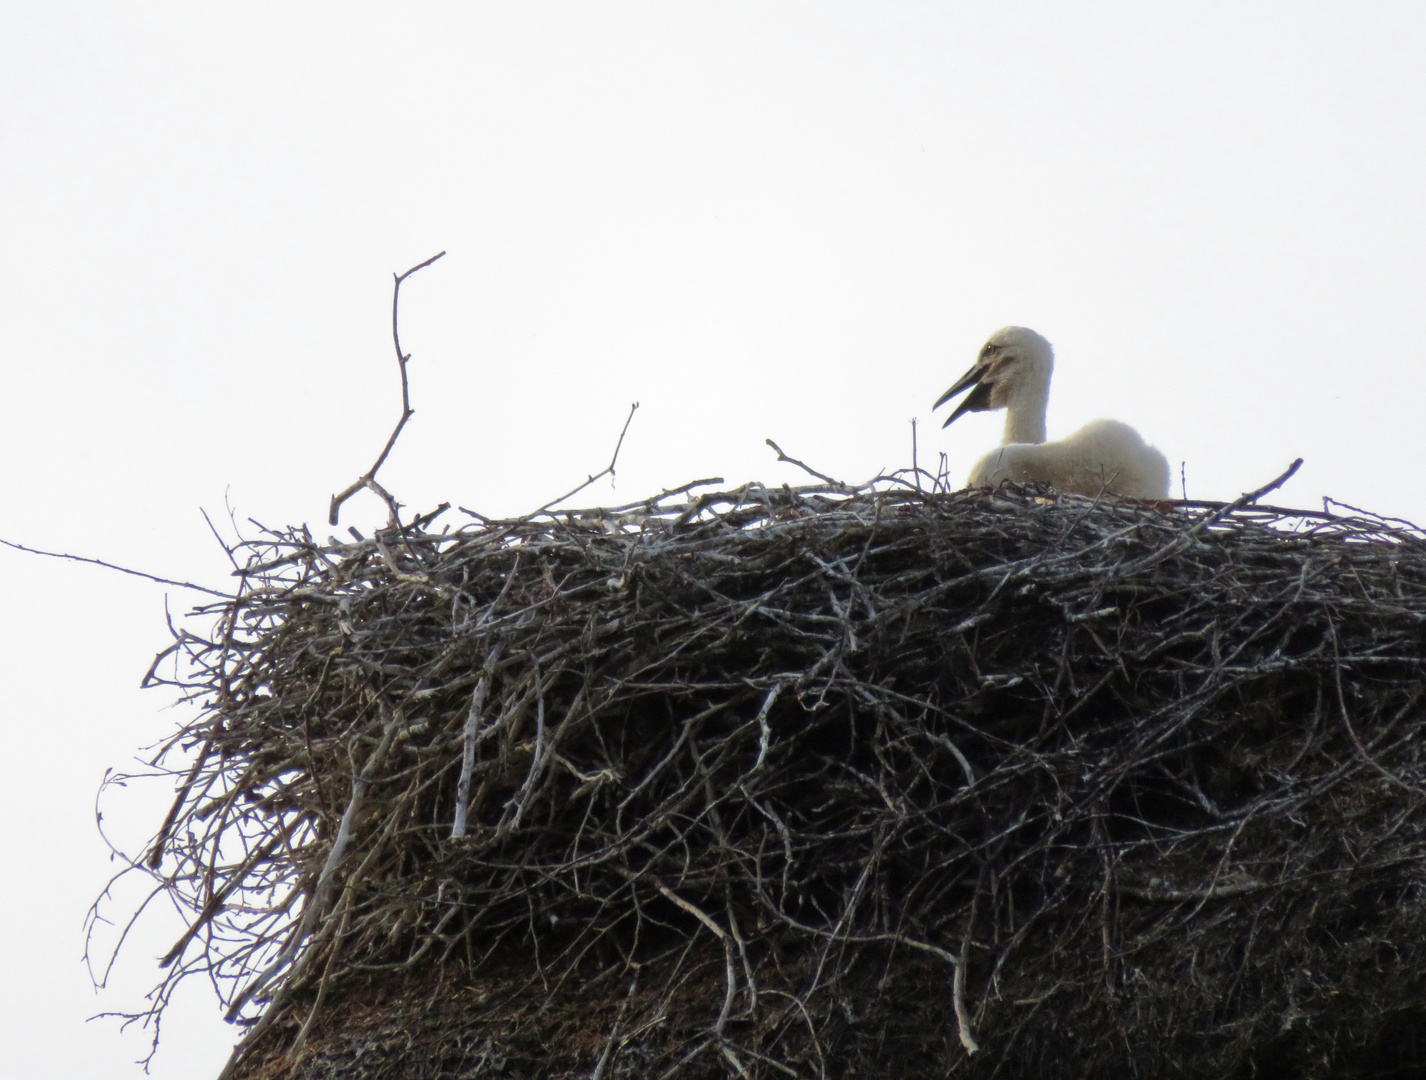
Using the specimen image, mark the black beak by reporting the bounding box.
[934,362,993,429]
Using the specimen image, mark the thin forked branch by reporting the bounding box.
[329,250,447,528]
[526,401,641,516]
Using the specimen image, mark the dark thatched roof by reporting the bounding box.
[122,480,1426,1079]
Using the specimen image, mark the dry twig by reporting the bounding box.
[328,251,446,528]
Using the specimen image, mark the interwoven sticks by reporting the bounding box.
[119,482,1426,1079]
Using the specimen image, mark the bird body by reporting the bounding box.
[935,327,1170,500]
[968,420,1170,499]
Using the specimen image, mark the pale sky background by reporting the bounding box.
[3,5,1425,1077]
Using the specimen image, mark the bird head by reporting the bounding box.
[934,326,1054,428]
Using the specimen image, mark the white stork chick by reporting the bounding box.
[935,327,1170,500]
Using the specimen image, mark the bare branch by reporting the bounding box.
[0,537,230,597]
[1185,458,1304,538]
[1239,456,1304,506]
[765,438,852,490]
[531,401,640,515]
[328,250,447,528]
[451,642,503,839]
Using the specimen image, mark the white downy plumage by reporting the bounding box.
[935,327,1170,500]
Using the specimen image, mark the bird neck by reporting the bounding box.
[1001,382,1049,444]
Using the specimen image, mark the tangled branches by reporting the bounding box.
[109,479,1426,1079]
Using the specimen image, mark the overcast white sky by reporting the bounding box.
[3,5,1425,1077]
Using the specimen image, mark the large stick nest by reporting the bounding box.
[129,480,1426,1079]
